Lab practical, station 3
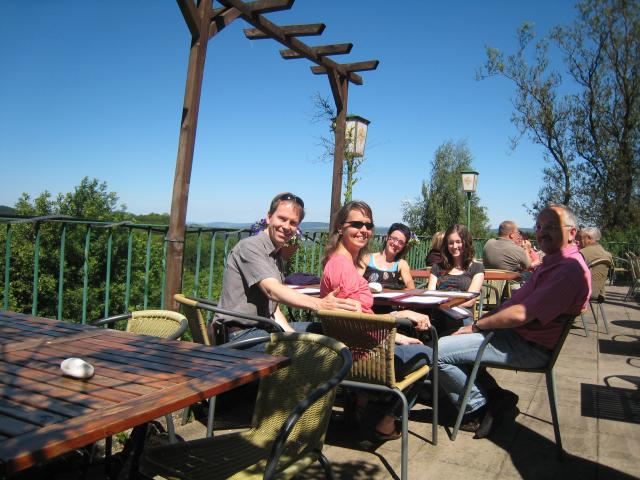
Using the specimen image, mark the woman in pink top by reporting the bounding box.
[320,200,433,441]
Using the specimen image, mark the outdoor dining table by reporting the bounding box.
[410,269,521,282]
[0,310,289,478]
[288,285,479,310]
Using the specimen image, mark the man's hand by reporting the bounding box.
[395,333,423,345]
[452,325,474,335]
[391,309,430,330]
[318,288,362,312]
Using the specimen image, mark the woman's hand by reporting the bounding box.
[395,333,422,345]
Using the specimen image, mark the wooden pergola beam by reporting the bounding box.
[209,7,242,39]
[244,23,326,39]
[280,43,352,59]
[311,60,380,75]
[219,0,364,85]
[177,0,200,39]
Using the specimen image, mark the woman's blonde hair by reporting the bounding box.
[430,231,445,251]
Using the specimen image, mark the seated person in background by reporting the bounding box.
[215,192,360,344]
[577,227,613,267]
[482,220,530,272]
[437,204,590,438]
[362,222,415,290]
[425,231,445,267]
[520,231,542,270]
[577,227,613,299]
[320,200,431,441]
[427,224,484,332]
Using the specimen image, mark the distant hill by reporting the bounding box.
[0,205,16,215]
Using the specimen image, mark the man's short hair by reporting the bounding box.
[498,220,517,237]
[580,226,601,242]
[269,192,306,221]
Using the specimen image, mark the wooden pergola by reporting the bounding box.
[164,0,379,310]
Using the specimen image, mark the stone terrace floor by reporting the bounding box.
[173,284,640,480]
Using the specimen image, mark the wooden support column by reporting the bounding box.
[328,70,349,231]
[164,1,213,311]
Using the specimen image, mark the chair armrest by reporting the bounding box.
[167,319,189,340]
[91,313,132,327]
[264,346,353,480]
[186,296,284,333]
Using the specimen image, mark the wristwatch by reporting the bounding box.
[472,318,481,333]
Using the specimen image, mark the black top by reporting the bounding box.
[425,249,444,267]
[431,261,484,291]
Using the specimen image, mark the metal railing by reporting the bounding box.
[2,215,637,322]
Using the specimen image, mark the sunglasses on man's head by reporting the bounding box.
[344,221,375,230]
[277,193,304,208]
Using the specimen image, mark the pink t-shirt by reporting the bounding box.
[320,254,374,314]
[502,244,591,350]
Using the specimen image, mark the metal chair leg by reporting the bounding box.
[317,451,335,480]
[545,371,564,461]
[589,302,599,333]
[450,332,494,441]
[580,313,589,337]
[599,303,609,334]
[206,396,216,438]
[165,413,177,444]
[396,390,410,480]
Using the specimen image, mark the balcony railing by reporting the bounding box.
[2,215,637,323]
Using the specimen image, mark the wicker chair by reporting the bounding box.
[624,252,640,301]
[580,258,612,336]
[139,332,352,480]
[174,293,286,437]
[448,314,577,460]
[317,310,437,480]
[92,310,188,446]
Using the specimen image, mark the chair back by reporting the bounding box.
[174,294,212,345]
[317,310,398,387]
[625,252,639,282]
[545,314,578,370]
[127,310,188,340]
[588,258,611,299]
[252,332,351,468]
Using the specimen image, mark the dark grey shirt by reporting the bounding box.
[217,232,283,324]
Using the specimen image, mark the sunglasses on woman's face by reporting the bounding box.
[344,221,375,230]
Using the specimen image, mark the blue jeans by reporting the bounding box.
[227,321,322,351]
[437,329,550,414]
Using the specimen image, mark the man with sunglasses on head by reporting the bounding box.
[436,204,591,439]
[215,192,361,345]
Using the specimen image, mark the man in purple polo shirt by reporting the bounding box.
[436,204,591,438]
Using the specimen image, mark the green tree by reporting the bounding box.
[3,178,170,322]
[478,0,640,230]
[402,140,490,237]
[312,93,367,204]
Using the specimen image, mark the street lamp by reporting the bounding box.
[460,169,479,230]
[345,115,370,157]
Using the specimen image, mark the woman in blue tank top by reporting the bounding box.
[361,223,415,290]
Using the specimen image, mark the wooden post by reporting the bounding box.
[328,70,349,232]
[164,1,212,311]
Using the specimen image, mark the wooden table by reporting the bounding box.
[289,285,477,310]
[0,311,289,477]
[410,269,521,282]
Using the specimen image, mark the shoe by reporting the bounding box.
[373,426,403,441]
[473,389,520,439]
[458,405,487,433]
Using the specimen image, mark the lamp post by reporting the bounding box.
[345,115,370,157]
[330,115,370,228]
[460,169,479,230]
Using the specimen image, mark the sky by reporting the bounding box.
[0,1,581,229]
